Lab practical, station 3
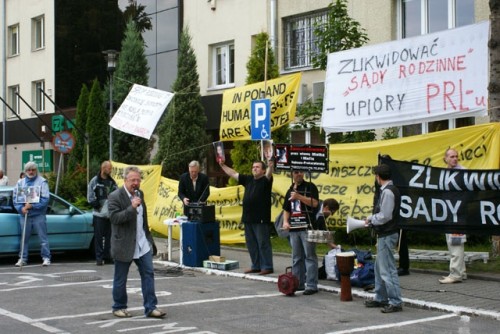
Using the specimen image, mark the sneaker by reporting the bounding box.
[15,259,27,267]
[439,276,461,284]
[364,300,388,308]
[113,309,132,318]
[42,258,51,266]
[147,308,166,318]
[381,304,403,313]
[303,289,318,295]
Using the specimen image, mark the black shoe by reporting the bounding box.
[381,304,403,313]
[96,260,104,266]
[364,300,388,308]
[398,268,410,276]
[303,289,318,295]
[363,284,375,291]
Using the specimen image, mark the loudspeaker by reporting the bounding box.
[346,216,366,234]
[182,221,220,267]
[186,205,215,223]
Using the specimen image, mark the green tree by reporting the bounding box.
[153,27,208,179]
[123,0,152,36]
[67,84,89,171]
[110,20,152,164]
[86,79,109,166]
[230,32,287,184]
[297,0,375,144]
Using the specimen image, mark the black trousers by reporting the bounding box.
[398,230,409,271]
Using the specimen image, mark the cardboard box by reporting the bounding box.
[209,255,226,263]
[203,260,239,271]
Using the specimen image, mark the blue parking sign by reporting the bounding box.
[251,99,271,140]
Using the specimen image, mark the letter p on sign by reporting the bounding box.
[251,99,271,140]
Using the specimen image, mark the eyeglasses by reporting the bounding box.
[27,169,37,172]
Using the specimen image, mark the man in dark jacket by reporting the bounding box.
[178,161,210,214]
[108,166,166,319]
[87,160,118,265]
[364,164,403,313]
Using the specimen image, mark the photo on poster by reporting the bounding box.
[260,139,274,162]
[214,141,225,164]
[13,186,41,204]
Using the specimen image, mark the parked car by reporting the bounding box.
[0,186,94,256]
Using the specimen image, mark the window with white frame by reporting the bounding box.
[7,86,20,115]
[32,15,45,50]
[212,43,234,87]
[33,80,45,112]
[8,24,20,56]
[283,10,327,70]
[399,0,475,136]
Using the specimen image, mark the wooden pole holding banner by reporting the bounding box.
[19,213,28,271]
[260,39,269,161]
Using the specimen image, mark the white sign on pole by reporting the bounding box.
[109,84,174,139]
[321,21,489,133]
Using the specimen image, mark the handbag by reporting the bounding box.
[274,210,289,238]
[277,266,299,296]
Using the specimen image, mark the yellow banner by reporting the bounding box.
[111,123,499,245]
[219,73,302,141]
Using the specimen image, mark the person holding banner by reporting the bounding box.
[439,148,467,284]
[14,162,51,267]
[178,161,210,214]
[219,160,274,275]
[282,170,320,295]
[364,164,403,313]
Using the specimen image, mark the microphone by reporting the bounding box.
[134,189,140,198]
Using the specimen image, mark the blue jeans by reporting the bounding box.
[112,250,158,315]
[19,214,51,261]
[93,216,111,262]
[374,232,403,306]
[244,222,273,271]
[289,230,318,290]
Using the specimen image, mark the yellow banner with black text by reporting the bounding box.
[111,123,499,244]
[219,73,302,141]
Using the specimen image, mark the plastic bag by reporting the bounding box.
[325,246,341,281]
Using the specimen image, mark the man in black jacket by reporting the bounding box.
[87,160,118,265]
[178,161,210,214]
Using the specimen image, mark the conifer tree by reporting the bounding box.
[68,84,89,171]
[86,79,109,168]
[109,20,152,164]
[153,27,207,179]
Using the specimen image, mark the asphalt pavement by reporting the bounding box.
[155,237,500,320]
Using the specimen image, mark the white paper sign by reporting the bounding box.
[321,21,489,133]
[110,84,174,139]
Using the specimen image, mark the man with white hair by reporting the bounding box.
[14,162,51,266]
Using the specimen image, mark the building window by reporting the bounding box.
[401,0,474,38]
[8,24,20,56]
[33,80,45,112]
[283,10,327,70]
[400,0,475,136]
[7,86,20,115]
[32,15,45,50]
[212,43,234,88]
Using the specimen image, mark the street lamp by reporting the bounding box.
[103,49,118,161]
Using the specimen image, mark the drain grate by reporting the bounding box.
[55,275,102,282]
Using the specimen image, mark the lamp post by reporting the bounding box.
[103,50,118,161]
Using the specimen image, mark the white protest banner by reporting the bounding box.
[321,21,489,133]
[110,84,174,139]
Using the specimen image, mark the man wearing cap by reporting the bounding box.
[363,164,403,313]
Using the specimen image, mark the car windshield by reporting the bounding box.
[0,191,16,213]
